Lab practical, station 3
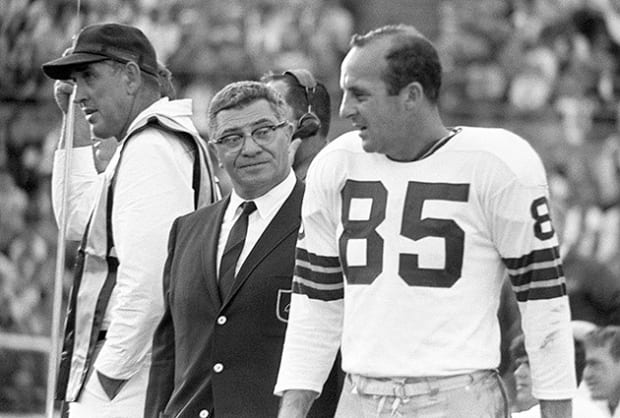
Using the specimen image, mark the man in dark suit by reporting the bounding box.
[145,81,337,417]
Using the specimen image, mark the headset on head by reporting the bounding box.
[284,69,321,139]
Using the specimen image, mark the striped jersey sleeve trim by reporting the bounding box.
[293,248,344,301]
[508,265,564,287]
[510,282,567,302]
[292,276,344,301]
[295,264,343,285]
[296,247,342,267]
[502,246,561,269]
[503,246,566,302]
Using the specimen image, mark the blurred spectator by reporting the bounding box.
[583,325,620,416]
[563,249,620,327]
[246,0,353,94]
[510,326,604,417]
[0,170,58,413]
[134,5,182,63]
[506,26,560,113]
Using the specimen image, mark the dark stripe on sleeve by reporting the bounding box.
[296,247,341,268]
[508,265,564,287]
[514,283,567,302]
[295,264,344,285]
[502,246,561,269]
[296,247,309,262]
[292,280,344,301]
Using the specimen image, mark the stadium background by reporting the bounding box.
[2,0,620,415]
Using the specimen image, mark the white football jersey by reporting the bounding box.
[276,127,576,400]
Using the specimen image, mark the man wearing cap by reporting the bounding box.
[42,22,219,417]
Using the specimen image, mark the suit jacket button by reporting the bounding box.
[199,409,209,417]
[217,316,227,325]
[213,363,224,373]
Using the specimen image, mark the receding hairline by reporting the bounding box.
[347,24,435,67]
[350,24,428,48]
[207,81,289,138]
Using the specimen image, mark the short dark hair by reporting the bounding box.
[207,81,289,138]
[585,326,620,362]
[350,24,442,102]
[261,72,331,138]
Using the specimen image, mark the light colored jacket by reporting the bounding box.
[52,98,219,402]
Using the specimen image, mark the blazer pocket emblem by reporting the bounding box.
[276,288,292,323]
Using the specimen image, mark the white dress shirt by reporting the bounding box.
[217,170,296,277]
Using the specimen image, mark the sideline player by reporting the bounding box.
[275,24,575,418]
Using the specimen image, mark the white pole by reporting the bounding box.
[46,5,81,416]
[46,86,77,418]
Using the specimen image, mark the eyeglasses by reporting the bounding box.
[210,121,289,150]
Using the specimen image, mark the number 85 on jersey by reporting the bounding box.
[338,179,555,289]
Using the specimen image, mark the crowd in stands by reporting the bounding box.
[3,0,620,413]
[440,0,620,325]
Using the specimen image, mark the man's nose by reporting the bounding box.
[73,81,87,105]
[240,134,262,154]
[339,93,355,119]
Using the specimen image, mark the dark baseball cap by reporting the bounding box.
[42,23,158,80]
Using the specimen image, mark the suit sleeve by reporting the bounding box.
[145,217,179,418]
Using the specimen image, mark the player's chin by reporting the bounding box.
[586,385,604,399]
[91,122,112,139]
[360,135,378,153]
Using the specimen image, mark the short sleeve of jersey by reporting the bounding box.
[294,145,344,300]
[484,138,576,399]
[274,139,349,395]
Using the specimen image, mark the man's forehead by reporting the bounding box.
[347,38,390,66]
[341,43,386,87]
[215,99,277,132]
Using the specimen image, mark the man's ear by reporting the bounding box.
[402,81,424,110]
[288,138,302,167]
[124,61,142,95]
[284,120,295,139]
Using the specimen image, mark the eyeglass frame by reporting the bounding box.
[209,120,290,150]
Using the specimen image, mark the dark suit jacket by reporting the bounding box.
[145,180,341,418]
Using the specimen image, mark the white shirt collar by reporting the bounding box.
[228,169,296,219]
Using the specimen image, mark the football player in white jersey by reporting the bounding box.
[275,24,576,418]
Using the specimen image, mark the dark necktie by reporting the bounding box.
[218,201,257,300]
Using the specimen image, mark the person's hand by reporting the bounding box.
[277,390,318,418]
[288,138,302,167]
[54,80,75,114]
[96,370,127,400]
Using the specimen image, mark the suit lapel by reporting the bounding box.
[200,197,229,308]
[222,181,304,306]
